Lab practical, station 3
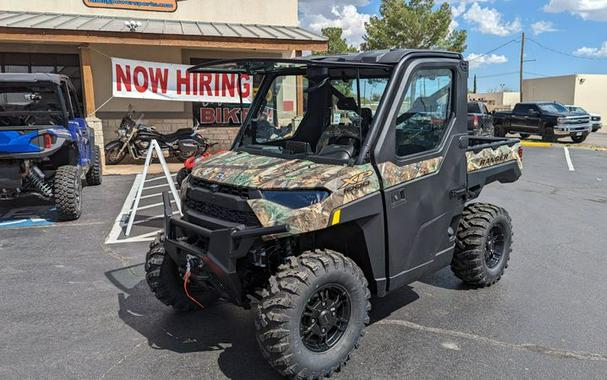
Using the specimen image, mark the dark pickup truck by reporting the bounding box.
[493,101,591,143]
[467,101,494,136]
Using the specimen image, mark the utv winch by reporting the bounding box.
[0,73,102,220]
[145,50,523,379]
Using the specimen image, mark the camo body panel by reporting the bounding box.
[466,143,522,172]
[191,151,380,234]
[377,157,443,188]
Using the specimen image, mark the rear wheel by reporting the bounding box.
[255,250,370,379]
[494,125,506,137]
[451,203,512,287]
[542,127,555,142]
[54,165,82,221]
[86,145,103,186]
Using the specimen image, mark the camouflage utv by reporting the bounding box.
[145,50,523,379]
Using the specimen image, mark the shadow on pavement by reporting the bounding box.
[417,266,471,291]
[105,264,281,380]
[105,263,437,378]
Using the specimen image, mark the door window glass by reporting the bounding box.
[394,69,453,156]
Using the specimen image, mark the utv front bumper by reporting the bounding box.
[161,192,288,305]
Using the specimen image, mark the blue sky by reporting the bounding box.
[299,0,607,92]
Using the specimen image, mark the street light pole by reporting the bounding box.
[519,32,525,102]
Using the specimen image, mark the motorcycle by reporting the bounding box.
[104,108,210,165]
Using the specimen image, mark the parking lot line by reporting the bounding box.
[564,147,575,171]
[145,174,176,183]
[105,174,143,244]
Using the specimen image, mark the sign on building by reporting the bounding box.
[83,0,178,12]
[112,58,254,104]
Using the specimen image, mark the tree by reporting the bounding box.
[473,74,477,94]
[363,0,467,53]
[316,27,358,55]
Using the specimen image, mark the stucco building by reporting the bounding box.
[523,74,607,126]
[468,91,520,112]
[0,0,326,150]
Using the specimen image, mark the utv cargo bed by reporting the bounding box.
[465,136,522,197]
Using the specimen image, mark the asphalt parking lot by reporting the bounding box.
[1,144,606,379]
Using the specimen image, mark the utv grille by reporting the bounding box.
[190,177,251,199]
[185,198,261,227]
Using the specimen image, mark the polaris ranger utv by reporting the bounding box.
[0,74,102,220]
[145,50,523,379]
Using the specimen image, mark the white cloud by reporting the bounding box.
[531,20,558,35]
[574,41,607,57]
[544,0,607,21]
[466,53,509,69]
[463,3,522,36]
[308,5,371,47]
[299,0,370,17]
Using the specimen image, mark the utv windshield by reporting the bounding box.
[0,83,64,127]
[190,59,393,163]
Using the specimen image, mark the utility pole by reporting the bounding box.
[519,32,525,102]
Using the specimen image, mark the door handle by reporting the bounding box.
[391,189,407,207]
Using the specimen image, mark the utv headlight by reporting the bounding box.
[261,190,330,209]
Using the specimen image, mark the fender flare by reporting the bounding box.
[104,140,124,151]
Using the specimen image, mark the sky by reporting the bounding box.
[298,0,607,92]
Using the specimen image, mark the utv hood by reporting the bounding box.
[190,151,381,235]
[190,150,378,192]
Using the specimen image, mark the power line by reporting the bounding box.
[476,71,519,79]
[468,39,519,62]
[527,37,607,61]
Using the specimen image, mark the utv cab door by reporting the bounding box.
[62,81,91,167]
[373,59,467,292]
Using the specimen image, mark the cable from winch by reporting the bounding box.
[184,259,205,310]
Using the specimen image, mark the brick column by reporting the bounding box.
[86,116,106,171]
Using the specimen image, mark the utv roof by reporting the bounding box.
[0,73,68,85]
[190,49,463,72]
[309,49,463,64]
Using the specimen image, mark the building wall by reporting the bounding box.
[523,76,576,105]
[0,0,299,26]
[573,74,607,124]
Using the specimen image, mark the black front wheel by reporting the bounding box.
[519,133,530,140]
[542,127,556,142]
[255,250,370,379]
[571,134,587,144]
[105,142,127,165]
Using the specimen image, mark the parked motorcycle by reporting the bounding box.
[104,108,210,165]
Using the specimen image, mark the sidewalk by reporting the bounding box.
[104,163,184,176]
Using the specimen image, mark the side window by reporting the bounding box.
[394,68,453,157]
[69,84,83,118]
[61,83,74,119]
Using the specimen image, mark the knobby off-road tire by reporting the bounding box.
[175,168,189,190]
[54,165,82,221]
[145,235,217,312]
[451,203,513,287]
[86,145,103,186]
[255,250,371,380]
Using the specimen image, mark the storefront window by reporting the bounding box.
[0,53,82,100]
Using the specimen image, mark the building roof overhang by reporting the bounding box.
[0,10,327,52]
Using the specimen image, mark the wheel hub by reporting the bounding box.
[485,224,505,269]
[300,284,351,352]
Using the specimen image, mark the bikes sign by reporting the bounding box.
[83,0,178,12]
[112,58,254,104]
